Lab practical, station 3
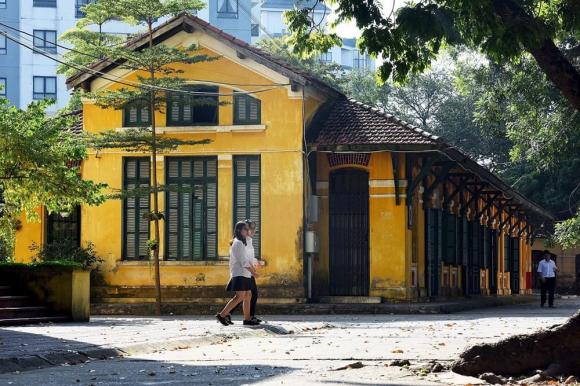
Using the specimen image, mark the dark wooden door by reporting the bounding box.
[329,168,369,296]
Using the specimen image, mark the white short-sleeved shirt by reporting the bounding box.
[537,259,557,278]
[246,237,258,273]
[229,238,251,278]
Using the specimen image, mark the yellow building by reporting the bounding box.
[14,15,553,307]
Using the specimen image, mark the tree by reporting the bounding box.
[0,97,104,258]
[75,0,213,315]
[285,0,580,111]
[58,1,125,77]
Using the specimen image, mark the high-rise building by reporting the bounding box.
[252,0,375,71]
[0,0,371,110]
[0,0,252,110]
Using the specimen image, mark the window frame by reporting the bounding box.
[0,34,6,55]
[123,101,151,127]
[33,30,57,54]
[122,157,151,261]
[166,86,219,126]
[233,155,261,259]
[33,0,56,7]
[233,93,261,125]
[0,78,6,97]
[251,23,259,37]
[76,0,95,18]
[33,76,57,100]
[165,157,218,261]
[217,0,238,19]
[0,0,6,9]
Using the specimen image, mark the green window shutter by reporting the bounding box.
[123,102,150,127]
[443,212,456,264]
[234,94,261,125]
[166,86,219,126]
[233,155,261,259]
[165,157,217,261]
[123,157,150,260]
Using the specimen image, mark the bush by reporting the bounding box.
[30,240,102,269]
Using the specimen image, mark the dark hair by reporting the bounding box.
[543,250,551,256]
[233,221,248,246]
[245,219,256,231]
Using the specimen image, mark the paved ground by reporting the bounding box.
[0,298,578,385]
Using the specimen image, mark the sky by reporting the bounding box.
[331,0,406,38]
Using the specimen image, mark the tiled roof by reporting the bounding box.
[61,110,83,134]
[311,98,439,147]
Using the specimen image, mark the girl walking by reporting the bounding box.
[216,221,259,326]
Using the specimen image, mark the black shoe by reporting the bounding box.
[549,305,555,308]
[216,314,229,326]
[251,316,262,324]
[225,315,234,325]
[243,319,260,326]
[541,304,545,308]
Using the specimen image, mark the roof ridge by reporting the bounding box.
[345,97,440,141]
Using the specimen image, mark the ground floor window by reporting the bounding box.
[46,206,81,246]
[233,155,261,258]
[123,157,151,260]
[165,157,217,261]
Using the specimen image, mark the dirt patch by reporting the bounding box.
[451,310,580,378]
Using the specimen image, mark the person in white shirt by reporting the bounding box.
[216,222,259,326]
[230,219,262,324]
[537,250,558,308]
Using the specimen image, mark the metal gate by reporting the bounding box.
[329,168,369,296]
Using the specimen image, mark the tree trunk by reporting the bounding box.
[147,20,162,316]
[492,0,580,111]
[452,310,580,377]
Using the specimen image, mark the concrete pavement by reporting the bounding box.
[0,298,578,385]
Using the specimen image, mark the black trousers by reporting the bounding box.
[540,277,556,306]
[232,276,258,317]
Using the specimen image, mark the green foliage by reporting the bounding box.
[0,97,105,255]
[285,0,580,86]
[30,240,102,269]
[58,1,126,77]
[554,214,580,248]
[89,127,210,153]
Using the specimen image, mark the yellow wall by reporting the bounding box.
[314,152,410,300]
[14,29,323,300]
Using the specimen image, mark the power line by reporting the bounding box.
[0,21,291,88]
[0,29,284,97]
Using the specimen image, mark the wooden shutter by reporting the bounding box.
[123,157,150,260]
[123,102,150,127]
[167,87,218,126]
[234,94,261,125]
[165,157,217,260]
[233,155,261,258]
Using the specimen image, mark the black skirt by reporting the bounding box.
[226,276,252,292]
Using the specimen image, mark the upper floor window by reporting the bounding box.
[319,51,332,64]
[33,76,57,100]
[234,93,261,125]
[33,30,57,54]
[33,0,56,7]
[217,0,238,18]
[76,0,95,18]
[0,35,6,55]
[123,101,150,127]
[0,78,6,97]
[251,24,259,37]
[353,51,368,69]
[0,1,6,9]
[167,86,219,126]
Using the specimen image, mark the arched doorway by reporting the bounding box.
[329,168,369,296]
